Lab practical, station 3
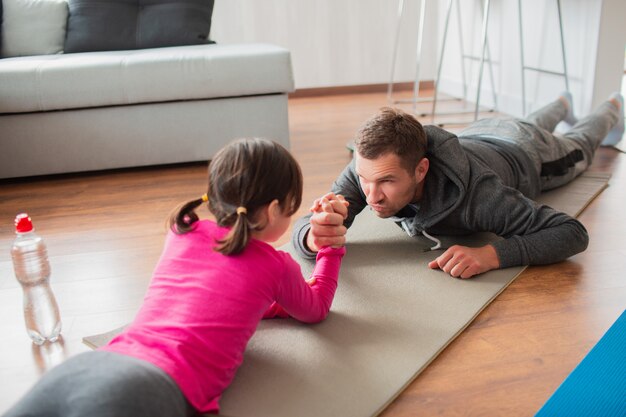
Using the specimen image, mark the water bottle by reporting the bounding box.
[11,213,62,345]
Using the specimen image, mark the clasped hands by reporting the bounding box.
[306,192,350,252]
[305,193,349,286]
[305,192,500,279]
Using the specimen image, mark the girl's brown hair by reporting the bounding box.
[168,138,303,255]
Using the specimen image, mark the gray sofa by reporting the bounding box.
[0,42,294,179]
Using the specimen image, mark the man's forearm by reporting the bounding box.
[492,220,589,268]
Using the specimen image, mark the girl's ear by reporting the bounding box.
[253,200,280,233]
[266,199,281,225]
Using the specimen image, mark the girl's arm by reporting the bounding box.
[265,196,346,322]
[264,246,345,323]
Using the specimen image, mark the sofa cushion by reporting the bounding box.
[64,0,214,53]
[0,43,295,113]
[1,0,68,58]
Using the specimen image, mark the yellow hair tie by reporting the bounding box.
[201,194,208,202]
[236,207,247,215]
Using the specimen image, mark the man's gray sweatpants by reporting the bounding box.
[460,97,620,192]
[2,351,195,417]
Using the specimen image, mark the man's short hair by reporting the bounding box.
[354,107,427,172]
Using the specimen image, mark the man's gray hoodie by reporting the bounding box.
[292,125,589,268]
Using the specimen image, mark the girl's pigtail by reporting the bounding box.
[168,198,204,234]
[215,212,250,255]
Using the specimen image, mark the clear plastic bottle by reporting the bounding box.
[11,213,62,345]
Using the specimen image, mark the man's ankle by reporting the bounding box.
[559,92,577,126]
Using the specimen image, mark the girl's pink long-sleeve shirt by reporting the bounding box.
[102,220,345,413]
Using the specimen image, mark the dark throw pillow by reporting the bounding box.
[64,0,215,53]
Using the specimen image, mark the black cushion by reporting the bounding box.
[64,0,215,53]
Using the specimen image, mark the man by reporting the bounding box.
[291,92,624,279]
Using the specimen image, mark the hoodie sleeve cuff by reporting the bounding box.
[292,219,317,260]
[491,237,524,269]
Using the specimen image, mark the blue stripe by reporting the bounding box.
[535,310,626,417]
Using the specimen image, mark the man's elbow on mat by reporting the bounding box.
[573,228,589,256]
[537,224,589,265]
[565,221,589,258]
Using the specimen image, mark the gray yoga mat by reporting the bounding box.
[84,172,609,417]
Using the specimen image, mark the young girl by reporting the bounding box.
[4,138,346,417]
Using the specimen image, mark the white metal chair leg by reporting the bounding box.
[432,0,497,126]
[430,0,454,123]
[387,0,406,104]
[410,0,427,112]
[388,0,458,111]
[455,0,468,101]
[474,0,492,120]
[557,0,570,92]
[519,0,570,116]
[518,0,527,116]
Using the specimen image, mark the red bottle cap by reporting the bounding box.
[15,213,34,233]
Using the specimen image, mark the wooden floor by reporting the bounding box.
[0,90,625,416]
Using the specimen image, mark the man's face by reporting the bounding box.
[355,151,425,218]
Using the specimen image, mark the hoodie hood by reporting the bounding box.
[415,125,471,228]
